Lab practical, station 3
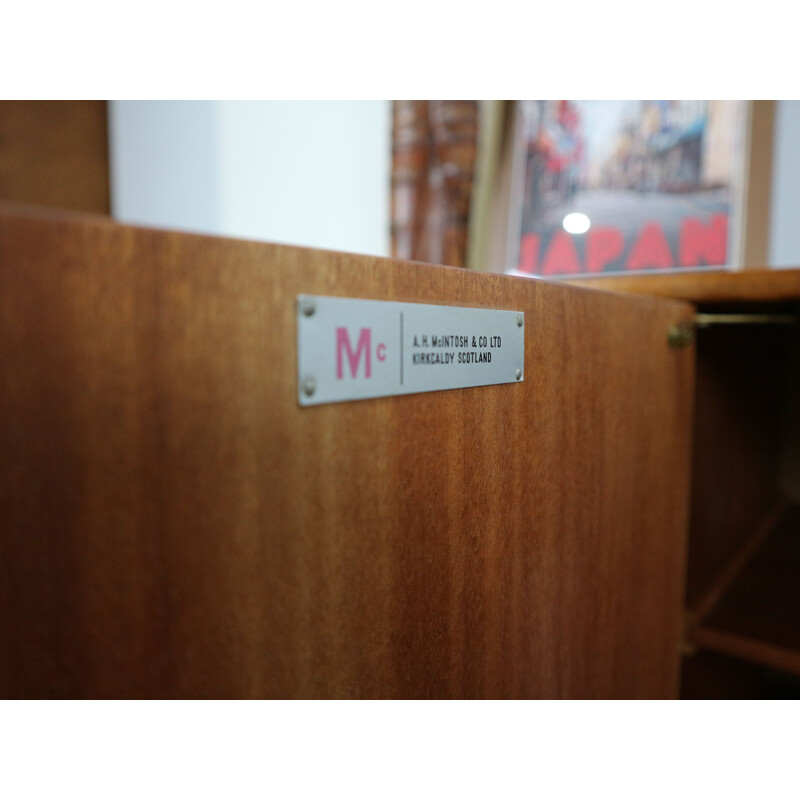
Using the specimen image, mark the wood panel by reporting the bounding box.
[574,269,800,604]
[0,101,109,214]
[0,203,695,698]
[741,101,775,270]
[565,268,800,304]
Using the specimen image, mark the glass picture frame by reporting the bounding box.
[504,100,752,277]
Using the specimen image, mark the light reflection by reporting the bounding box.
[563,212,591,235]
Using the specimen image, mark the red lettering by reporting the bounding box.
[626,223,673,270]
[541,231,582,276]
[377,343,387,362]
[679,214,728,267]
[586,227,625,273]
[518,233,540,273]
[336,327,372,379]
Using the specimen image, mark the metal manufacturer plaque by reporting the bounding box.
[297,295,525,406]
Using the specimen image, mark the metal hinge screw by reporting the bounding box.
[668,322,695,348]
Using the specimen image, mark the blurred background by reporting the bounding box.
[1,99,798,269]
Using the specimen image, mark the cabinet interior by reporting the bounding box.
[682,298,800,697]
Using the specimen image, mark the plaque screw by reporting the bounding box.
[303,376,317,397]
[517,315,524,327]
[301,299,316,317]
[515,369,522,381]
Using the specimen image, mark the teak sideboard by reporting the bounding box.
[569,269,800,698]
[1,203,797,698]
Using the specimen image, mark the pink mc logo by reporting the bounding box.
[336,327,386,379]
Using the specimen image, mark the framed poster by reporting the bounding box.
[505,101,751,277]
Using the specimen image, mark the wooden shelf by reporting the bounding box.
[688,503,800,676]
[564,268,800,304]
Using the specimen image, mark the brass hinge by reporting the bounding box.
[668,313,799,348]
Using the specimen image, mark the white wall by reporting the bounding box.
[109,101,222,234]
[216,101,390,255]
[109,100,391,257]
[109,100,800,267]
[769,100,800,268]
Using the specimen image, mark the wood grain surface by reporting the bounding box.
[565,268,800,304]
[577,265,800,697]
[741,101,775,270]
[0,203,695,698]
[0,102,109,214]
